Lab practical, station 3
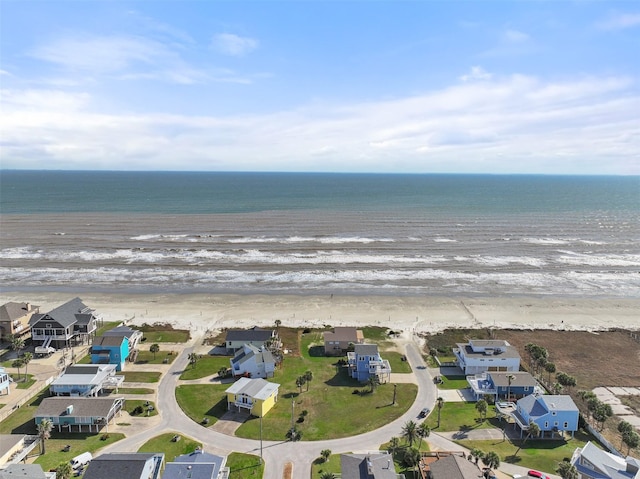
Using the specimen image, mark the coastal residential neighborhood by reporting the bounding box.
[0,298,639,479]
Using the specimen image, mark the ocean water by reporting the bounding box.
[1,171,638,298]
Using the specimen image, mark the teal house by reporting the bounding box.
[91,335,129,371]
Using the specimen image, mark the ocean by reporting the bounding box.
[1,171,638,298]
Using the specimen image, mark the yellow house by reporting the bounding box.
[225,377,279,418]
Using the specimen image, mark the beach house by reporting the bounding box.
[454,339,520,375]
[49,364,124,397]
[428,454,484,479]
[467,371,539,401]
[571,441,640,479]
[83,453,165,479]
[101,325,143,349]
[225,377,279,417]
[0,367,10,396]
[29,297,98,349]
[164,448,229,479]
[0,302,39,342]
[224,326,278,352]
[0,464,53,479]
[513,394,579,438]
[91,335,129,371]
[323,326,364,356]
[340,452,404,479]
[35,396,125,433]
[230,343,276,379]
[347,344,392,383]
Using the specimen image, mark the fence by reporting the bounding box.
[0,376,54,423]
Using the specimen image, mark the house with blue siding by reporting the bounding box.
[467,371,539,401]
[347,344,392,383]
[513,394,579,438]
[91,335,129,371]
[0,367,10,396]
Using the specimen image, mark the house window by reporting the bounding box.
[552,411,557,416]
[544,421,548,428]
[564,422,569,428]
[554,421,558,426]
[524,387,529,391]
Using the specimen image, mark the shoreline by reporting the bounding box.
[2,291,639,334]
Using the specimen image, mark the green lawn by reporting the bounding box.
[117,387,155,395]
[34,433,125,471]
[0,388,49,435]
[138,432,202,461]
[125,399,158,417]
[458,430,592,474]
[227,452,264,479]
[175,384,230,425]
[139,330,190,343]
[424,402,498,432]
[10,374,36,389]
[179,355,232,380]
[134,350,177,365]
[311,454,342,479]
[121,371,161,383]
[95,321,122,337]
[384,351,412,374]
[437,374,469,390]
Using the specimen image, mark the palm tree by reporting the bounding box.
[401,420,419,447]
[188,352,198,369]
[304,370,313,391]
[56,461,73,479]
[37,418,53,454]
[417,423,430,449]
[367,376,379,393]
[9,335,25,359]
[469,448,484,465]
[506,374,515,402]
[150,343,160,360]
[296,376,306,394]
[556,460,578,479]
[320,473,336,479]
[12,358,24,381]
[402,447,421,472]
[22,351,33,380]
[387,436,401,457]
[475,399,488,421]
[545,362,556,386]
[483,451,500,471]
[618,420,634,449]
[553,382,564,395]
[436,397,444,428]
[320,449,331,462]
[623,430,640,455]
[514,420,540,456]
[218,367,228,378]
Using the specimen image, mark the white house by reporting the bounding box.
[454,339,520,375]
[571,441,640,479]
[230,344,276,379]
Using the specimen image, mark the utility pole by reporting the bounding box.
[260,415,263,464]
[291,398,295,431]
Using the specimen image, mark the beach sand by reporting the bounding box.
[1,292,639,335]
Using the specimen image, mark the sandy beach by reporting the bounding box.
[1,292,639,335]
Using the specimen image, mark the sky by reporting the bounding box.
[0,1,639,174]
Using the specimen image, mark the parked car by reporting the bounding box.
[419,407,430,418]
[527,470,550,479]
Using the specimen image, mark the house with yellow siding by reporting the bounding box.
[225,377,279,418]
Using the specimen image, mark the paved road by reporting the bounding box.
[101,336,556,479]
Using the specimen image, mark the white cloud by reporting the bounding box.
[459,66,492,82]
[504,29,530,43]
[212,33,259,57]
[597,12,640,31]
[1,74,638,174]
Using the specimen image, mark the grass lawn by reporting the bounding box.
[0,388,49,435]
[138,432,202,461]
[384,351,412,374]
[175,384,230,425]
[458,430,592,474]
[125,399,158,417]
[437,375,469,390]
[180,355,232,380]
[10,374,37,389]
[227,452,264,479]
[95,321,121,337]
[138,330,190,343]
[121,371,161,383]
[34,432,125,471]
[117,387,155,394]
[423,402,498,432]
[134,349,177,365]
[311,454,342,479]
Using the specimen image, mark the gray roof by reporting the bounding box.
[52,364,116,387]
[35,397,122,419]
[225,327,274,342]
[0,302,38,321]
[457,343,520,359]
[0,464,47,479]
[575,442,640,479]
[164,450,226,479]
[340,452,398,479]
[518,394,578,418]
[429,455,484,479]
[324,327,361,342]
[30,297,94,328]
[103,326,141,339]
[489,371,537,387]
[225,377,279,400]
[354,344,379,355]
[231,344,275,367]
[83,453,164,479]
[93,335,127,347]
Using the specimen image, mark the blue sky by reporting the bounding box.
[1,1,639,174]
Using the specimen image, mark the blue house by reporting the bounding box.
[347,344,392,383]
[0,367,11,395]
[91,335,129,371]
[468,371,539,401]
[513,394,579,438]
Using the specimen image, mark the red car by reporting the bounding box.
[528,471,550,479]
